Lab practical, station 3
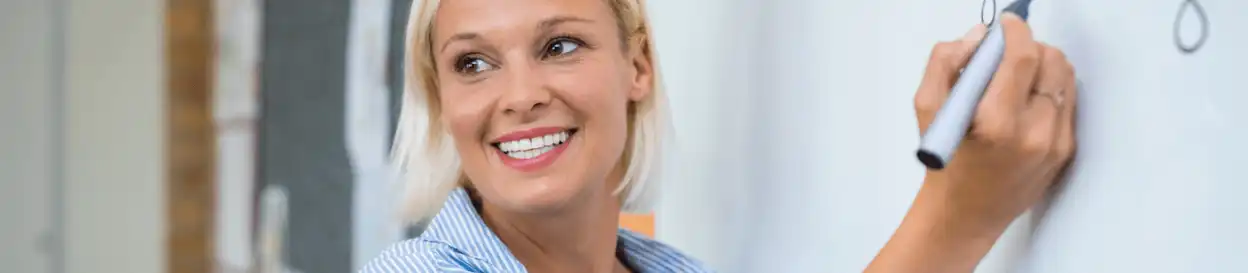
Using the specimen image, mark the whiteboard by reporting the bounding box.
[649,0,1248,272]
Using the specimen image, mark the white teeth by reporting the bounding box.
[506,146,555,159]
[498,131,571,158]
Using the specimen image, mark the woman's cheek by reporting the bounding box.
[559,67,632,115]
[442,96,491,149]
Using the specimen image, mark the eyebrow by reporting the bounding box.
[440,33,480,53]
[437,16,594,53]
[537,16,594,32]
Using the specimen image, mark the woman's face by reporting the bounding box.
[431,0,652,213]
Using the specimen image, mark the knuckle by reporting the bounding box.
[914,91,940,113]
[976,100,1011,123]
[929,42,955,62]
[971,113,1014,143]
[1018,131,1052,158]
[1013,46,1041,71]
[1043,46,1069,65]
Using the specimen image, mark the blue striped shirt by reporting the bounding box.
[359,188,714,272]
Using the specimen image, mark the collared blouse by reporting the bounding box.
[359,188,714,273]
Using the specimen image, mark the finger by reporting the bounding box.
[1054,72,1079,163]
[1019,93,1059,165]
[915,25,989,133]
[1019,45,1066,163]
[1046,80,1078,184]
[920,24,989,89]
[961,24,989,43]
[974,14,1041,142]
[993,13,1042,110]
[1035,45,1077,163]
[1029,45,1069,113]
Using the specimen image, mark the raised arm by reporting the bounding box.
[866,14,1078,273]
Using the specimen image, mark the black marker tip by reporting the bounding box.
[1003,0,1033,20]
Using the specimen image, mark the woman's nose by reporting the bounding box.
[500,64,551,117]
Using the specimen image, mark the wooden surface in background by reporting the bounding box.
[620,213,655,238]
[167,0,216,272]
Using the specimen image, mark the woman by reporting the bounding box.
[362,0,1077,272]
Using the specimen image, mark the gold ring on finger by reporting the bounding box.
[1034,90,1065,108]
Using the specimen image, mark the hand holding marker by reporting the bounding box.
[916,0,1033,170]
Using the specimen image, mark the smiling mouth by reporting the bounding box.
[491,128,578,160]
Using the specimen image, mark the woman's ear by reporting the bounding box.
[627,36,654,102]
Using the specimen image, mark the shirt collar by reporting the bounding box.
[425,188,673,270]
[423,187,528,271]
[423,187,703,272]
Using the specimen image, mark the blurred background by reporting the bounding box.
[2,0,654,272]
[6,0,1245,272]
[7,0,423,272]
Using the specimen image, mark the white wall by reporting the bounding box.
[1017,1,1248,272]
[63,0,166,271]
[1,0,166,272]
[652,0,1248,272]
[1,0,58,272]
[651,0,986,271]
[647,0,765,269]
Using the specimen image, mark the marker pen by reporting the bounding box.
[916,0,1033,170]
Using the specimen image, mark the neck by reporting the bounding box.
[478,188,628,273]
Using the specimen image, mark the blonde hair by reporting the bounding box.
[393,0,671,223]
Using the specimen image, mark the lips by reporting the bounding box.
[490,127,578,172]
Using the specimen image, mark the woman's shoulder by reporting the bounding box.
[360,235,524,273]
[357,237,471,273]
[616,229,717,272]
[359,230,717,273]
[358,188,528,272]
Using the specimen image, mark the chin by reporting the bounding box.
[491,176,589,214]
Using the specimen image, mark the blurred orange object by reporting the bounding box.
[619,213,655,237]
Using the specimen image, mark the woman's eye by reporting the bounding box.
[543,38,581,58]
[455,56,495,74]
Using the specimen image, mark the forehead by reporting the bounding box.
[432,0,617,38]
